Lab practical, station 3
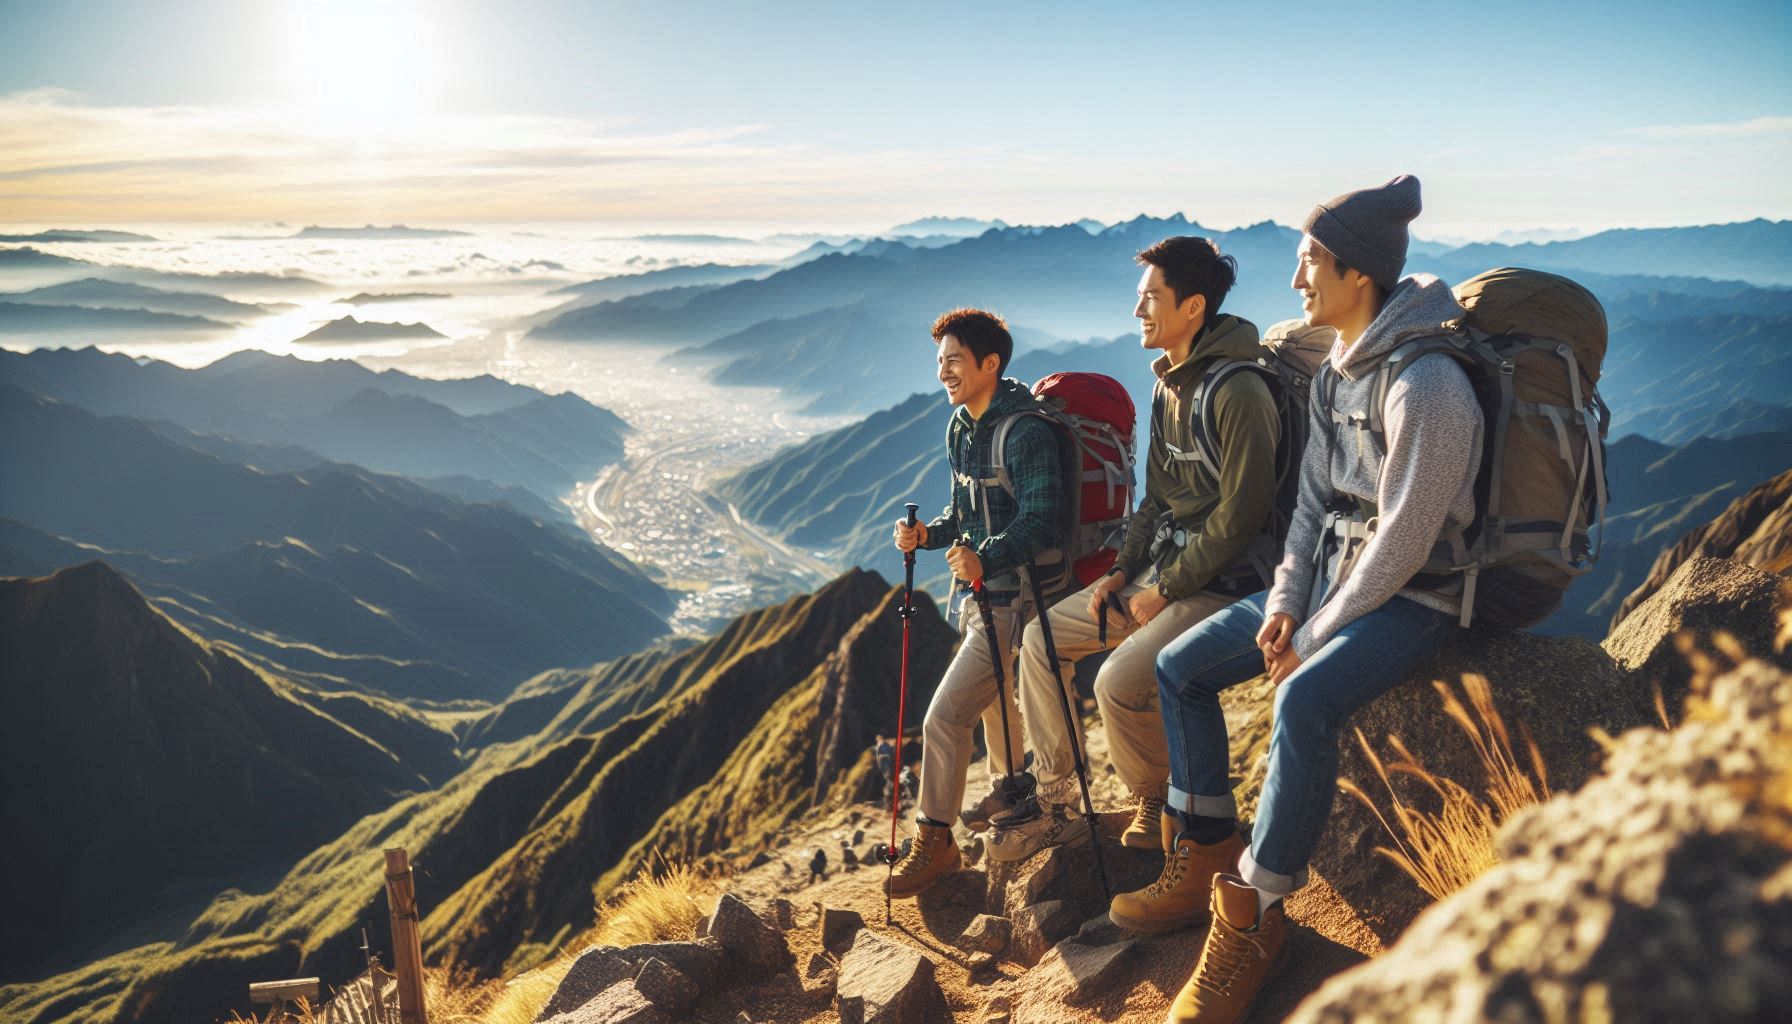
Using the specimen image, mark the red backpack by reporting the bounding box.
[984,372,1137,593]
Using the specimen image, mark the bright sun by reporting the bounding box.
[274,0,444,131]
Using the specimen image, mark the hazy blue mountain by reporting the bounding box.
[548,262,772,300]
[888,216,1009,236]
[533,216,1303,350]
[0,245,95,268]
[339,291,450,304]
[294,224,472,239]
[1429,218,1792,287]
[0,228,157,242]
[0,559,462,977]
[633,233,757,245]
[1,277,284,319]
[0,347,626,504]
[0,300,234,334]
[1602,314,1792,442]
[295,315,446,342]
[0,386,671,701]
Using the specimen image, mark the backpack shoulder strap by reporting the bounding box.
[1188,358,1275,482]
[985,408,1055,498]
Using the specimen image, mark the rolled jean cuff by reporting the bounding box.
[1167,785,1236,819]
[1239,843,1307,896]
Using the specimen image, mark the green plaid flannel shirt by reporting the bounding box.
[920,378,1064,591]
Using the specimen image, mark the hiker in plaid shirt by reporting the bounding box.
[884,307,1064,898]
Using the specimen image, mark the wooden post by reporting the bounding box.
[383,848,428,1024]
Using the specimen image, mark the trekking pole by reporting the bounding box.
[1025,569,1112,901]
[883,502,920,924]
[967,565,1020,780]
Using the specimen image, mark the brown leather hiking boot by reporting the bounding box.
[1120,793,1168,850]
[1166,874,1289,1023]
[884,820,960,899]
[1108,830,1243,933]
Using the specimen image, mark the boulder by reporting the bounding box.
[835,929,950,1024]
[997,839,1160,924]
[1221,627,1658,942]
[615,940,723,989]
[820,906,865,953]
[1605,557,1792,714]
[706,892,794,978]
[1025,936,1137,1004]
[1289,659,1792,1023]
[536,947,634,1021]
[960,913,1011,954]
[630,958,696,1015]
[538,979,665,1024]
[1009,900,1080,967]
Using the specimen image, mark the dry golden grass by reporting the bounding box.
[1339,673,1551,901]
[588,850,719,949]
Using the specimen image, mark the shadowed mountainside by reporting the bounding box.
[1613,467,1792,626]
[0,562,459,980]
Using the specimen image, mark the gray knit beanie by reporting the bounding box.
[1301,174,1422,292]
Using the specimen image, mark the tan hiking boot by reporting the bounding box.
[1166,874,1288,1023]
[1108,830,1243,933]
[1120,793,1168,850]
[986,803,1090,864]
[884,821,960,899]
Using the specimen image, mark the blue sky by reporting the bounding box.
[1,0,1788,234]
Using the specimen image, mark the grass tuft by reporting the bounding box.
[1340,673,1551,901]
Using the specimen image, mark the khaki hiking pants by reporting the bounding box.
[1017,577,1234,807]
[917,590,1034,826]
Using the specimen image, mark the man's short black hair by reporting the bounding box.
[931,307,1013,375]
[1136,236,1239,317]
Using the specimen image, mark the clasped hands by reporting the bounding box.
[1257,612,1303,685]
[891,518,987,585]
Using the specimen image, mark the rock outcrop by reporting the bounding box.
[1613,467,1792,627]
[1289,656,1792,1023]
[1605,556,1792,713]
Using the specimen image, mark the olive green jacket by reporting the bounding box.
[1115,314,1281,600]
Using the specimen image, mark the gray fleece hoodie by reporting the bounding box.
[1265,274,1483,659]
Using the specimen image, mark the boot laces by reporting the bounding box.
[1132,793,1166,831]
[1146,843,1189,896]
[1193,912,1269,996]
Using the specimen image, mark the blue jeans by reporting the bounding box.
[1155,590,1455,894]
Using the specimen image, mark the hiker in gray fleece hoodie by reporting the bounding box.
[1147,175,1483,1024]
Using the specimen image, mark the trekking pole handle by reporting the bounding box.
[904,503,919,527]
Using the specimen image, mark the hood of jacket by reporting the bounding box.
[1154,313,1262,385]
[1331,274,1466,381]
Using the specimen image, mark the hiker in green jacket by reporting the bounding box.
[885,307,1065,898]
[988,236,1282,874]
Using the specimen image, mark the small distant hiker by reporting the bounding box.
[808,847,828,884]
[884,307,1066,899]
[990,236,1281,872]
[1152,175,1483,1023]
[900,765,918,802]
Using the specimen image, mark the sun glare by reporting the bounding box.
[275,0,444,132]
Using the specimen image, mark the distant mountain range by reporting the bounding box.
[338,290,450,304]
[0,300,234,334]
[294,224,472,239]
[1423,218,1792,288]
[0,385,670,701]
[0,228,157,243]
[1,346,626,505]
[0,560,461,976]
[888,216,1010,236]
[0,277,287,320]
[295,314,446,342]
[0,244,327,298]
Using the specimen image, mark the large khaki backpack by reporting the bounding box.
[1320,268,1610,628]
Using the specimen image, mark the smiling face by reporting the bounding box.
[936,333,999,408]
[1133,264,1206,362]
[1292,234,1371,333]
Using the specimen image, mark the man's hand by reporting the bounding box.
[893,518,929,553]
[1128,585,1169,627]
[1086,571,1128,624]
[945,543,983,584]
[1267,645,1303,686]
[1256,612,1300,682]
